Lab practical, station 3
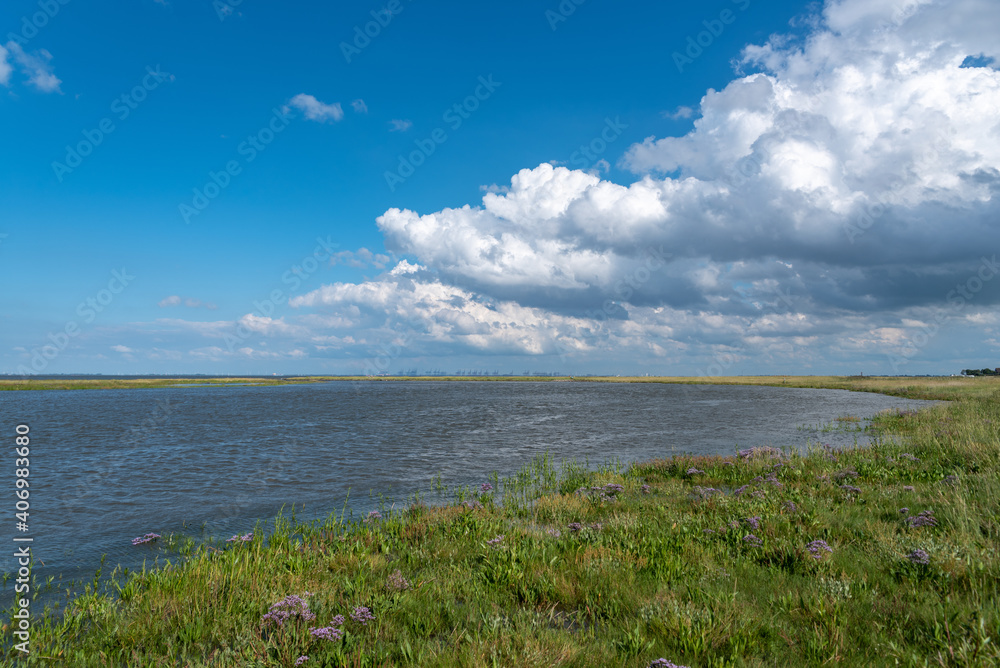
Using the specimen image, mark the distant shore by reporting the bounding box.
[0,374,984,402]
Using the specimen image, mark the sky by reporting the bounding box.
[1,0,999,377]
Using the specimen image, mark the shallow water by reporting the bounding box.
[0,381,933,589]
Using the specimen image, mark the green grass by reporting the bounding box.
[3,378,999,666]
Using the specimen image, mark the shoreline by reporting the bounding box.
[4,376,997,665]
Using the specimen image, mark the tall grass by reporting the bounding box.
[3,378,999,666]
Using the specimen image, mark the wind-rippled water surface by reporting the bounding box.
[1,381,934,585]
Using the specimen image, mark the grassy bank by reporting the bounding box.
[4,378,999,666]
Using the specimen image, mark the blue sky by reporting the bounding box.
[2,0,999,376]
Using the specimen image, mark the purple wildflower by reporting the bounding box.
[805,539,832,559]
[782,501,797,512]
[364,510,383,523]
[750,490,767,499]
[899,507,909,514]
[902,485,915,491]
[743,516,761,530]
[729,520,740,531]
[641,484,651,494]
[899,453,920,462]
[567,522,583,532]
[350,606,376,626]
[649,660,690,668]
[693,486,721,498]
[906,549,930,565]
[310,625,343,641]
[227,532,254,544]
[906,509,937,528]
[686,467,704,475]
[486,535,504,546]
[834,469,859,482]
[131,533,161,546]
[603,483,625,495]
[261,594,316,629]
[546,528,562,538]
[480,482,494,493]
[295,657,309,666]
[734,484,750,496]
[841,484,862,495]
[386,570,410,591]
[703,529,715,534]
[743,534,763,547]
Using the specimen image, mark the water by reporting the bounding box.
[0,381,933,592]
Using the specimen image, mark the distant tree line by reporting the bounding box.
[961,368,1000,376]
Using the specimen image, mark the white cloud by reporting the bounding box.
[3,42,61,93]
[111,345,134,353]
[287,94,344,123]
[351,99,368,113]
[389,119,412,132]
[663,106,694,120]
[158,295,182,307]
[0,44,11,87]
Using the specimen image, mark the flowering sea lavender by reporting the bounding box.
[834,469,859,482]
[386,569,410,591]
[743,534,763,547]
[546,528,562,538]
[734,484,750,496]
[750,490,767,499]
[782,501,797,513]
[350,606,376,626]
[902,485,915,491]
[899,453,920,462]
[480,482,494,493]
[648,660,690,668]
[567,522,583,532]
[364,510,383,523]
[227,532,254,544]
[840,484,862,495]
[309,625,343,641]
[131,533,161,546]
[693,486,721,499]
[686,467,704,475]
[806,539,832,559]
[295,657,309,666]
[906,549,930,565]
[906,509,938,528]
[743,516,761,530]
[486,535,504,546]
[261,594,316,629]
[641,484,651,494]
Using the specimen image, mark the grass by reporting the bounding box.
[3,377,999,666]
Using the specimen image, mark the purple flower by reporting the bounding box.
[743,534,763,547]
[703,529,715,534]
[464,499,483,509]
[840,485,862,495]
[899,453,920,462]
[805,539,832,559]
[729,520,740,531]
[350,606,376,626]
[310,623,343,641]
[734,484,750,496]
[480,482,494,493]
[546,528,562,538]
[902,485,915,492]
[782,501,797,512]
[649,660,690,668]
[227,532,254,544]
[641,484,651,494]
[295,657,310,666]
[906,549,930,565]
[906,509,938,528]
[743,516,761,530]
[486,535,504,546]
[899,507,909,514]
[386,569,410,591]
[567,522,583,532]
[693,486,721,498]
[686,467,704,475]
[364,510,383,523]
[261,594,316,629]
[750,490,767,499]
[834,469,859,482]
[131,532,161,546]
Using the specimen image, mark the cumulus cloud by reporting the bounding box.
[389,119,412,132]
[329,247,392,270]
[351,99,368,113]
[287,94,344,122]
